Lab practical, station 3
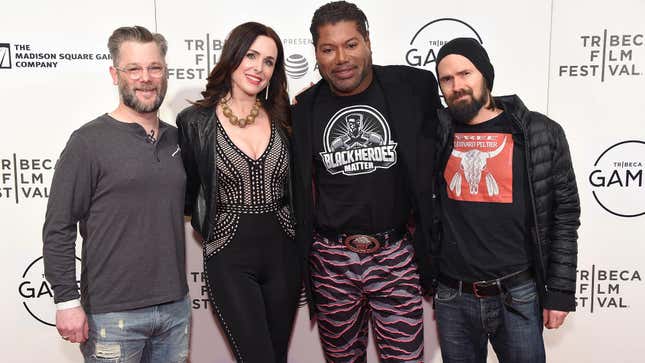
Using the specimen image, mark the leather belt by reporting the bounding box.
[438,269,533,298]
[315,226,408,254]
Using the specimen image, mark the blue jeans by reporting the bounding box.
[80,295,190,363]
[434,280,545,363]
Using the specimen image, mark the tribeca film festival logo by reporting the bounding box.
[576,265,642,313]
[589,140,645,217]
[1,154,55,203]
[167,34,225,80]
[19,256,81,326]
[188,271,210,310]
[0,43,111,70]
[166,35,314,81]
[405,18,482,71]
[559,30,643,81]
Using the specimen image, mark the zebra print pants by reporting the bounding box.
[310,232,424,363]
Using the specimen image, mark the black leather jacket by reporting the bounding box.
[433,95,581,311]
[176,105,295,241]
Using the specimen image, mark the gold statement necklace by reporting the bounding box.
[220,98,261,128]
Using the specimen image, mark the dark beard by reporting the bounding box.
[447,88,488,124]
[119,82,166,113]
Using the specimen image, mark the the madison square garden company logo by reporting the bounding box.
[405,18,482,73]
[0,42,110,70]
[1,43,12,68]
[19,256,81,326]
[558,30,643,81]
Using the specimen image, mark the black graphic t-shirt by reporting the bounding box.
[312,80,409,234]
[439,111,531,281]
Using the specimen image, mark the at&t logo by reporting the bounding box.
[285,54,309,79]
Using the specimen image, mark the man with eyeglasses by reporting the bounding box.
[43,26,189,362]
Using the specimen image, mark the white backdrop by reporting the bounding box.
[2,0,643,362]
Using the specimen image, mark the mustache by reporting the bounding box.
[449,89,473,101]
[448,89,473,102]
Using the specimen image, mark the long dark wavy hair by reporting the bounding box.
[194,22,291,133]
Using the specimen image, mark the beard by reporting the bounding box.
[118,78,167,113]
[446,85,489,124]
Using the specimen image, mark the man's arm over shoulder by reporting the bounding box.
[176,105,204,217]
[384,65,442,101]
[291,81,323,143]
[392,65,443,121]
[292,82,320,116]
[42,131,94,304]
[413,66,442,110]
[386,65,442,294]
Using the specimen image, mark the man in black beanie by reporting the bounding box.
[428,37,580,362]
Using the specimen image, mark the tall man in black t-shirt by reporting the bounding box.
[291,2,441,362]
[431,38,580,363]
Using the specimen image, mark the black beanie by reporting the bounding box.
[436,37,494,91]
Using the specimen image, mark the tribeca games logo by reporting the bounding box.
[405,18,482,72]
[320,105,397,176]
[589,140,644,217]
[1,43,12,68]
[19,256,81,326]
[558,30,643,81]
[1,154,55,203]
[167,34,225,80]
[0,43,111,70]
[576,265,642,313]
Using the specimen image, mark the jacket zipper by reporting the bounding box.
[509,112,547,278]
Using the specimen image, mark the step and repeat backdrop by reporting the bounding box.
[2,0,643,362]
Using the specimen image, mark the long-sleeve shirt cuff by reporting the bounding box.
[56,299,81,310]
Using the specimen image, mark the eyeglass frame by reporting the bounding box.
[113,64,167,80]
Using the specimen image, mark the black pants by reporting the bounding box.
[205,213,301,363]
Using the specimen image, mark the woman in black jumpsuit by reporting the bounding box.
[176,22,300,363]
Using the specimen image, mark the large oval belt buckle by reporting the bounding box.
[343,235,380,253]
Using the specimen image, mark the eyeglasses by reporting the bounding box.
[114,65,165,80]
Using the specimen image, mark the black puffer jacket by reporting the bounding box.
[433,95,581,311]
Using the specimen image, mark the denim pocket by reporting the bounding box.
[507,281,538,304]
[434,283,458,302]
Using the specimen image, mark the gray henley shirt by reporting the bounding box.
[43,114,188,314]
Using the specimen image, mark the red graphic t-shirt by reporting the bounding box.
[444,132,514,203]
